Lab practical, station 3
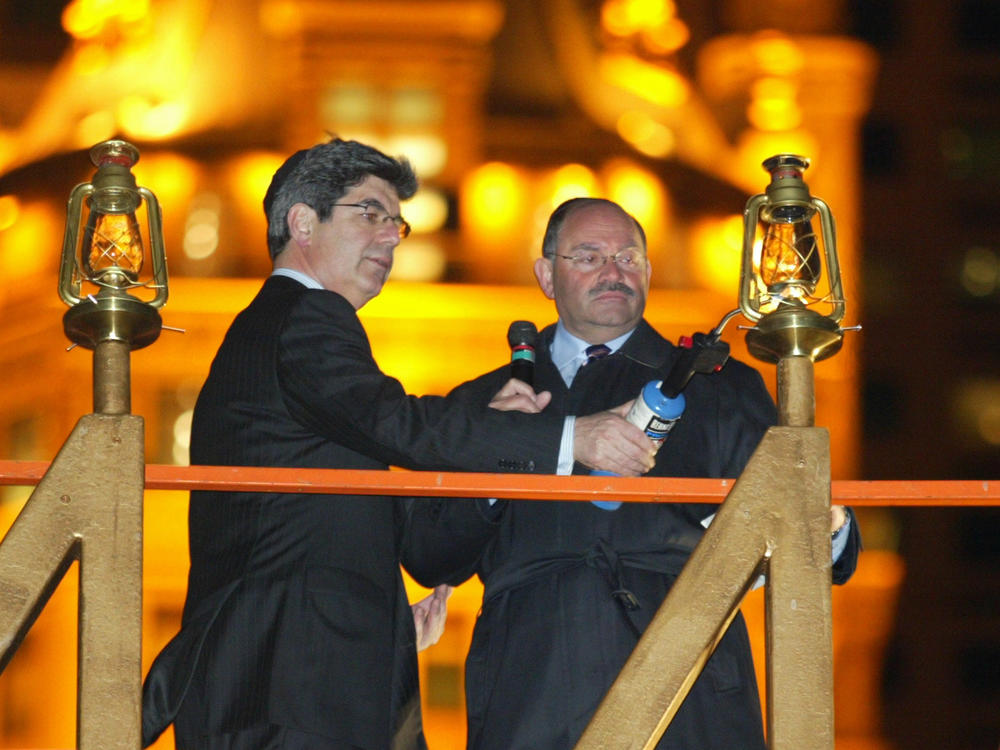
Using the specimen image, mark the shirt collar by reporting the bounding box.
[551,321,636,386]
[271,267,323,290]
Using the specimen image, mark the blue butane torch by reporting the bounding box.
[592,314,736,510]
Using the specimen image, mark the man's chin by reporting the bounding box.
[369,279,389,299]
[354,276,390,308]
[365,263,391,287]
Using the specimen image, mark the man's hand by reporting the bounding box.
[488,378,552,413]
[830,505,848,534]
[412,584,453,652]
[574,402,656,476]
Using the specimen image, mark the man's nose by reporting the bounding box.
[597,255,625,280]
[377,220,402,245]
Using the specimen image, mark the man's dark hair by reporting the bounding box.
[540,197,647,258]
[263,139,418,259]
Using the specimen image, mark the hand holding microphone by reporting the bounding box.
[497,320,650,474]
[488,379,551,413]
[489,321,551,413]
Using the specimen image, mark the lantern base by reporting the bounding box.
[63,292,162,351]
[745,307,843,364]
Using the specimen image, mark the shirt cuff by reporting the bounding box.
[482,497,505,516]
[556,416,576,476]
[831,515,851,563]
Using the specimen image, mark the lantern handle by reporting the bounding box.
[139,187,169,309]
[58,182,94,307]
[811,196,845,323]
[738,193,768,323]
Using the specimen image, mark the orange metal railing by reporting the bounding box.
[0,460,996,506]
[0,456,995,750]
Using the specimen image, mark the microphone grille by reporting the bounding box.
[507,320,538,348]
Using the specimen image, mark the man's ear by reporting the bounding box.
[287,203,316,247]
[533,257,556,300]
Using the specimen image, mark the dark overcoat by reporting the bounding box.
[436,320,861,750]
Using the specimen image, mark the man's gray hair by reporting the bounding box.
[540,197,647,258]
[263,139,418,259]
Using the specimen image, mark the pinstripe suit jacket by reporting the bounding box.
[141,275,561,749]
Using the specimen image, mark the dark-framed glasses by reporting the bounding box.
[333,202,411,239]
[547,249,646,271]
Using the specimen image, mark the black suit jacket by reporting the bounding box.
[141,276,562,749]
[435,320,860,750]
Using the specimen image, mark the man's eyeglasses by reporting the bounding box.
[333,202,411,239]
[546,249,646,272]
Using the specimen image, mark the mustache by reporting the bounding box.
[589,281,635,297]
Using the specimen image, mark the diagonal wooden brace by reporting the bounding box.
[575,425,834,750]
[0,413,144,750]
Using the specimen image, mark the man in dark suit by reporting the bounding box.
[140,143,657,750]
[433,197,861,750]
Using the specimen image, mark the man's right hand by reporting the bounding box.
[488,378,552,413]
[573,402,656,476]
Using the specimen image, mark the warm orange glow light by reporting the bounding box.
[547,164,600,208]
[70,43,111,76]
[750,32,805,76]
[385,134,448,179]
[759,219,822,301]
[258,0,305,37]
[954,380,1000,446]
[0,201,61,277]
[119,97,188,140]
[172,409,193,465]
[184,197,221,262]
[321,85,375,126]
[603,160,666,231]
[616,111,676,157]
[132,152,199,210]
[748,98,803,132]
[602,0,674,37]
[748,77,802,131]
[62,3,102,39]
[228,151,286,219]
[959,246,1000,297]
[0,195,20,232]
[84,211,144,282]
[462,162,526,233]
[62,0,151,40]
[599,53,689,109]
[690,214,744,295]
[389,89,445,127]
[404,189,449,234]
[643,18,690,55]
[390,239,447,283]
[74,110,117,148]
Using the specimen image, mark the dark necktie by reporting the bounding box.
[584,343,610,365]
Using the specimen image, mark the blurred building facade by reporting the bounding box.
[0,0,996,748]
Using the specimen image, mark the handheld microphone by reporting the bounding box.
[507,320,538,387]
